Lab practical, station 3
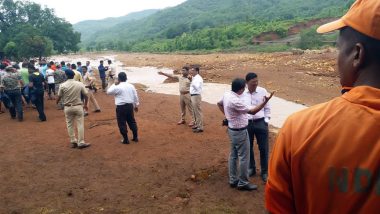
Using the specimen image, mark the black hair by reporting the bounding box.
[340,27,380,64]
[49,61,54,65]
[77,61,82,65]
[60,61,65,66]
[82,66,88,70]
[100,60,103,64]
[108,60,112,64]
[182,66,189,71]
[71,64,77,69]
[65,69,75,79]
[245,72,258,82]
[232,78,246,93]
[0,64,6,70]
[118,72,127,82]
[22,62,29,68]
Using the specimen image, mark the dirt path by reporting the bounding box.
[0,51,342,213]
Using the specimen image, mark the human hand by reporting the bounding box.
[264,91,275,102]
[83,105,88,112]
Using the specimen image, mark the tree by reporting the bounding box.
[298,26,324,50]
[3,41,17,59]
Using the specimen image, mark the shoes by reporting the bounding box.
[192,126,198,130]
[132,138,139,143]
[18,118,23,122]
[229,182,238,188]
[188,122,194,127]
[77,143,91,149]
[121,139,130,144]
[193,129,203,133]
[94,109,101,113]
[84,112,89,117]
[71,143,78,148]
[261,174,268,183]
[249,169,257,177]
[237,183,258,191]
[177,120,185,125]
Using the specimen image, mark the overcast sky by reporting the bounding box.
[30,0,187,24]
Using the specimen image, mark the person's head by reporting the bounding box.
[86,61,90,66]
[5,65,14,72]
[49,61,54,66]
[65,69,75,79]
[245,72,258,91]
[181,66,189,77]
[108,60,112,65]
[82,66,88,74]
[77,61,82,66]
[118,72,127,82]
[71,64,77,69]
[66,62,71,67]
[190,66,200,76]
[317,0,380,88]
[100,60,103,65]
[232,78,246,95]
[0,63,6,70]
[12,63,20,70]
[28,64,36,73]
[60,61,65,66]
[22,62,29,69]
[47,63,52,68]
[39,60,46,65]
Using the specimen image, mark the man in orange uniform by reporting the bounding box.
[265,0,380,213]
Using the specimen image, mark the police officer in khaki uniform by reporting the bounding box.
[158,66,195,126]
[56,70,90,149]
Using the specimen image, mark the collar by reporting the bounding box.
[342,86,380,110]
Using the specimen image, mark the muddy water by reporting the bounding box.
[51,55,307,128]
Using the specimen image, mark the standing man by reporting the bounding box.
[107,72,139,144]
[20,62,31,107]
[98,60,107,92]
[77,62,83,75]
[217,78,273,191]
[243,72,271,182]
[158,66,195,126]
[266,1,380,213]
[29,66,47,121]
[86,61,93,76]
[71,64,83,82]
[190,66,204,133]
[106,59,116,89]
[56,70,90,149]
[46,64,56,100]
[1,66,24,121]
[82,66,101,114]
[54,64,67,110]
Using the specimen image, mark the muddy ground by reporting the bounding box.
[0,51,341,213]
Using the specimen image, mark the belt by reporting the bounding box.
[64,103,82,107]
[191,94,200,96]
[248,118,264,123]
[180,91,189,95]
[228,127,247,131]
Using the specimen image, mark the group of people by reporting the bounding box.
[158,66,204,133]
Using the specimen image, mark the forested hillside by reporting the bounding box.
[74,9,159,42]
[78,0,355,52]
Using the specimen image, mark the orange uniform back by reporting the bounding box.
[266,86,380,213]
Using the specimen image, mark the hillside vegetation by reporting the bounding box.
[76,0,355,52]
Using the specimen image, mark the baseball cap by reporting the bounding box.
[317,0,380,40]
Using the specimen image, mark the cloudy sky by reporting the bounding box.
[30,0,187,24]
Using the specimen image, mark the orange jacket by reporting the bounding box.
[266,86,380,214]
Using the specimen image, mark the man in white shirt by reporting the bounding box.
[46,64,55,100]
[217,78,273,191]
[242,72,271,183]
[106,60,117,89]
[107,72,139,144]
[190,66,204,133]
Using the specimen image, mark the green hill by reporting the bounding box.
[77,0,355,52]
[73,9,159,42]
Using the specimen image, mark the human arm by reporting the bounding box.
[157,71,179,80]
[247,92,274,115]
[106,83,117,95]
[217,99,225,115]
[132,85,140,112]
[80,84,89,111]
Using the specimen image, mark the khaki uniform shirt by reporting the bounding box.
[58,79,88,106]
[178,76,191,93]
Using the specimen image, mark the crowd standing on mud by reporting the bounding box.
[0,0,379,213]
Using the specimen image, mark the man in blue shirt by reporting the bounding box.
[98,60,108,92]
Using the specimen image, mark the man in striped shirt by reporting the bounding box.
[217,78,273,191]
